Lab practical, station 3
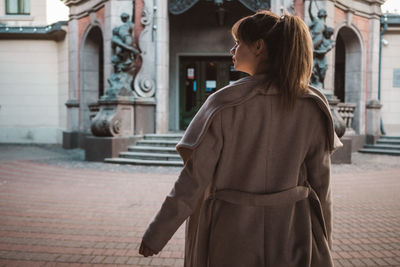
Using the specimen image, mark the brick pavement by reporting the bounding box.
[0,146,399,266]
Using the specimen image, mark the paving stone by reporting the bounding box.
[126,257,141,265]
[0,146,399,266]
[114,256,129,264]
[78,255,94,263]
[91,255,105,263]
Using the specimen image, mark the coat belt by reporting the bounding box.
[212,186,310,207]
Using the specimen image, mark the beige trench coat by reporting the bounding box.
[143,74,342,267]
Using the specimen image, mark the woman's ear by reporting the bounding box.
[254,39,265,56]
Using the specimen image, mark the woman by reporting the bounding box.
[139,10,342,267]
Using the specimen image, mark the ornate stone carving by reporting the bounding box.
[168,0,270,15]
[308,0,334,89]
[328,99,346,139]
[169,0,200,15]
[338,103,357,136]
[134,0,156,98]
[90,100,134,137]
[102,72,134,100]
[91,13,137,137]
[238,0,270,11]
[111,13,139,74]
[308,0,346,138]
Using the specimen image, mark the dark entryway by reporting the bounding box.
[179,56,246,129]
[80,26,104,133]
[333,26,363,133]
[334,32,345,102]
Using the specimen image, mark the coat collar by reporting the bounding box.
[176,75,342,163]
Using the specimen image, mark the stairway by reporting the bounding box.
[104,133,185,166]
[359,136,400,156]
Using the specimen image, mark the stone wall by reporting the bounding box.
[381,27,400,134]
[0,38,68,143]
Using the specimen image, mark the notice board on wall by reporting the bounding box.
[393,68,400,88]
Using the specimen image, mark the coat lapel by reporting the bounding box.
[176,74,342,164]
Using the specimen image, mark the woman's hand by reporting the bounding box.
[139,240,158,257]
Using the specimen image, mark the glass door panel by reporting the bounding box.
[179,56,247,130]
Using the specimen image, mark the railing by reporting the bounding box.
[337,103,356,135]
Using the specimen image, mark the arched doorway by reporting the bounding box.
[334,26,363,134]
[169,0,252,130]
[80,26,104,133]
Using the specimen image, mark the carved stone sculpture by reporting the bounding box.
[133,0,156,98]
[308,0,346,138]
[111,12,139,73]
[308,0,333,89]
[311,26,335,89]
[91,13,138,137]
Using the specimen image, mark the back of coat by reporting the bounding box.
[142,77,335,267]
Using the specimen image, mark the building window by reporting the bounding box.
[6,0,30,15]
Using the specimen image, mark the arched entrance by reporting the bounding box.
[80,26,104,133]
[169,0,253,130]
[334,26,363,134]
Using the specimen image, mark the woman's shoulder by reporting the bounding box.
[204,75,261,108]
[176,76,263,156]
[299,85,343,153]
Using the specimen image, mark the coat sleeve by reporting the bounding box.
[142,112,223,252]
[304,111,333,249]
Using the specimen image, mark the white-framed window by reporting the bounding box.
[6,0,30,15]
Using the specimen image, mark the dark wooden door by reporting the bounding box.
[179,56,247,130]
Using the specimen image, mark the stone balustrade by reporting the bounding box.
[337,102,356,135]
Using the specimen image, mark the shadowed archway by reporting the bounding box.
[334,26,363,134]
[80,25,104,133]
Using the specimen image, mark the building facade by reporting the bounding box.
[1,0,390,146]
[0,0,68,143]
[60,0,388,150]
[381,13,400,135]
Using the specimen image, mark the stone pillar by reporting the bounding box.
[367,17,381,100]
[104,0,113,88]
[155,0,169,133]
[366,99,382,144]
[63,18,80,149]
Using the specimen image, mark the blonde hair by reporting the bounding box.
[232,11,313,110]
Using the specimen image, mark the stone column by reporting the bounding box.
[104,0,113,88]
[366,99,382,144]
[155,0,169,133]
[63,18,80,149]
[367,16,381,100]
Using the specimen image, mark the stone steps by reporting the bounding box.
[380,135,400,140]
[119,151,181,161]
[127,145,178,154]
[104,157,184,166]
[376,139,400,146]
[363,144,400,151]
[136,139,180,147]
[104,133,184,166]
[359,136,400,156]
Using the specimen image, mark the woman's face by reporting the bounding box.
[230,39,266,76]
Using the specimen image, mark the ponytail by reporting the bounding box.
[232,11,313,110]
[279,15,313,109]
